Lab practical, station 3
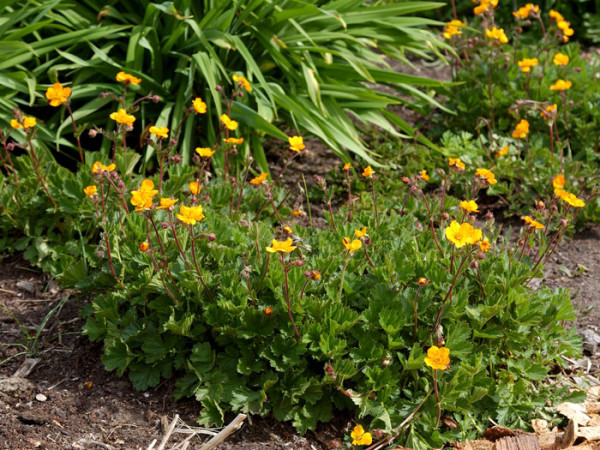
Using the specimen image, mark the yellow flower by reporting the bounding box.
[266,238,296,254]
[342,163,351,172]
[265,306,273,316]
[354,226,367,238]
[116,71,141,85]
[511,119,529,139]
[495,146,509,158]
[342,237,362,253]
[475,168,497,185]
[549,9,565,23]
[139,241,149,252]
[232,74,252,92]
[424,346,450,371]
[518,58,538,73]
[479,237,491,252]
[556,189,585,208]
[189,181,202,195]
[362,166,374,178]
[460,200,479,213]
[83,185,97,197]
[552,174,565,192]
[448,157,465,170]
[223,137,244,145]
[130,179,158,212]
[149,126,169,139]
[350,425,372,446]
[195,147,215,158]
[110,109,136,126]
[557,20,574,41]
[45,82,71,107]
[156,198,178,210]
[553,53,569,66]
[521,215,544,229]
[486,27,508,45]
[420,170,429,182]
[192,97,207,114]
[176,204,205,225]
[10,119,22,129]
[550,79,572,91]
[91,161,116,174]
[288,136,305,152]
[292,209,305,217]
[541,104,557,120]
[283,225,293,235]
[474,0,498,15]
[445,221,482,248]
[250,173,268,185]
[312,270,322,280]
[11,116,36,129]
[443,20,466,39]
[513,3,539,19]
[221,114,238,131]
[418,277,428,286]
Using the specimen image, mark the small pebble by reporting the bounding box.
[35,393,47,402]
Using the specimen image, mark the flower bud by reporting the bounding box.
[152,95,161,103]
[126,125,134,132]
[409,185,418,193]
[161,222,169,229]
[575,66,582,73]
[551,205,558,212]
[88,129,97,138]
[569,100,574,106]
[96,249,105,259]
[470,260,479,269]
[401,176,412,185]
[560,218,568,227]
[230,147,238,155]
[373,429,384,439]
[99,92,107,98]
[536,200,545,210]
[485,211,494,221]
[415,221,423,232]
[239,220,250,228]
[207,233,216,242]
[325,364,335,379]
[478,251,486,260]
[216,85,223,92]
[202,195,210,202]
[118,180,125,190]
[304,270,312,278]
[6,143,14,151]
[190,197,198,204]
[364,237,371,245]
[295,259,304,267]
[441,212,450,221]
[170,155,181,164]
[381,357,391,367]
[238,91,244,97]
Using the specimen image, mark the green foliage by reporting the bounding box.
[0,0,451,167]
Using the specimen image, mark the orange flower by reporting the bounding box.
[156,198,178,210]
[192,97,207,114]
[195,147,215,158]
[116,71,141,85]
[448,157,465,170]
[342,163,351,172]
[265,307,273,316]
[541,104,557,120]
[479,237,491,252]
[45,82,71,107]
[552,174,565,192]
[424,346,450,370]
[362,166,374,178]
[495,146,509,158]
[189,181,202,195]
[250,173,268,185]
[83,185,97,196]
[149,126,169,139]
[443,20,466,39]
[550,79,572,91]
[420,170,429,182]
[418,277,428,286]
[232,74,252,92]
[139,242,150,252]
[511,119,529,139]
[292,209,305,217]
[110,109,136,126]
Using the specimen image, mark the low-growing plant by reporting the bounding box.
[1,72,590,448]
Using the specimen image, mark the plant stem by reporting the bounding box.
[65,103,84,163]
[189,225,214,300]
[233,163,251,215]
[364,247,376,269]
[371,179,379,226]
[418,190,443,257]
[148,251,180,306]
[104,231,118,281]
[301,173,313,228]
[414,285,423,338]
[281,254,299,341]
[25,141,56,208]
[157,140,164,194]
[256,253,270,292]
[148,215,176,284]
[168,211,192,271]
[269,196,283,223]
[433,369,441,427]
[488,46,495,128]
[338,257,350,302]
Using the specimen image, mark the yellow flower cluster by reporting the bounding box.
[448,157,465,170]
[424,346,450,370]
[443,20,466,40]
[541,104,557,120]
[342,237,362,253]
[130,179,158,211]
[232,74,252,92]
[511,119,529,139]
[517,58,538,73]
[83,185,97,197]
[221,114,238,131]
[475,168,497,185]
[10,116,36,129]
[116,71,141,85]
[553,175,585,208]
[486,27,508,44]
[91,161,116,174]
[445,221,482,248]
[474,0,497,16]
[351,425,372,446]
[513,3,539,19]
[522,215,544,229]
[557,20,574,42]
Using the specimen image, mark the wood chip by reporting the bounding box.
[492,434,540,450]
[556,403,592,426]
[577,426,600,441]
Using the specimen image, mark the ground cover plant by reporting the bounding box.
[0,66,593,448]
